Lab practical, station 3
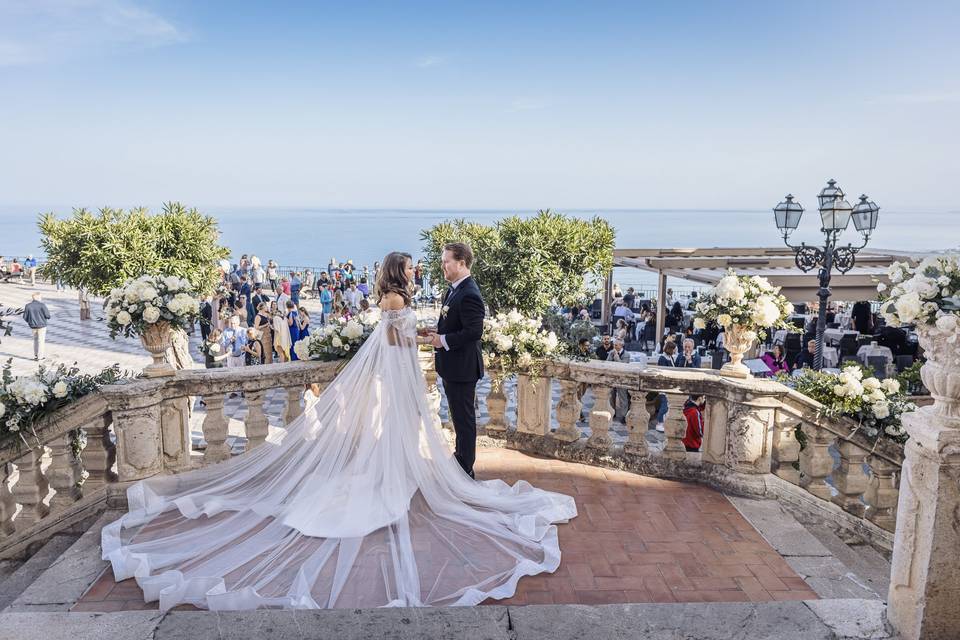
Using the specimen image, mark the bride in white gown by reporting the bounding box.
[101,252,577,611]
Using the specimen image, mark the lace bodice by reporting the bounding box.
[381,306,418,346]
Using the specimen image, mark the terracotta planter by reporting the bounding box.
[916,324,960,425]
[140,321,175,378]
[720,324,757,379]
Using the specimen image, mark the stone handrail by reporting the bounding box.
[0,355,904,558]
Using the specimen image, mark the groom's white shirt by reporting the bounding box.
[439,275,470,351]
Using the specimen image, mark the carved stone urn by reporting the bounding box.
[720,324,757,378]
[140,321,175,378]
[916,324,960,424]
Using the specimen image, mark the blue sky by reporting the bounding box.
[1,0,958,210]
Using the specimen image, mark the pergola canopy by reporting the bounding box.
[606,246,929,339]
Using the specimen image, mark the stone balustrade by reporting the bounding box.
[0,355,902,560]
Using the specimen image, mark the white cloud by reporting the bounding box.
[0,0,184,66]
[416,55,444,68]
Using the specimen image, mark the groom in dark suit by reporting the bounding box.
[426,242,485,479]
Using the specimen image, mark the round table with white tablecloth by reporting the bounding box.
[858,343,894,366]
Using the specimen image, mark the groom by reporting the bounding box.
[426,242,485,479]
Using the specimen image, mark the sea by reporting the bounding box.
[1,207,956,294]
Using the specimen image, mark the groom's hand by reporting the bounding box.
[430,333,444,349]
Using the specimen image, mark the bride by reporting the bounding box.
[101,251,577,611]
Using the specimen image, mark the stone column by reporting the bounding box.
[160,396,192,470]
[553,379,582,443]
[283,386,303,426]
[201,394,231,463]
[47,433,82,510]
[516,373,552,436]
[624,390,649,455]
[586,384,613,451]
[11,447,50,526]
[82,416,117,491]
[244,390,270,449]
[724,395,778,474]
[770,410,801,484]
[799,421,835,500]
[865,456,898,532]
[101,379,168,482]
[701,398,728,465]
[832,439,869,517]
[485,379,508,435]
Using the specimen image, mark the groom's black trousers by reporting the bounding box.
[443,380,478,476]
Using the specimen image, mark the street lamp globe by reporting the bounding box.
[818,179,852,232]
[851,194,880,236]
[773,194,804,235]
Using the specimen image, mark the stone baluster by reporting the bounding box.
[244,390,270,450]
[283,386,303,426]
[831,439,869,517]
[0,463,17,536]
[11,447,50,526]
[771,413,801,485]
[485,383,508,434]
[82,418,117,490]
[47,433,83,510]
[660,391,688,459]
[798,422,835,500]
[624,390,649,455]
[865,456,898,532]
[201,394,231,463]
[553,379,582,443]
[516,373,552,436]
[586,384,613,450]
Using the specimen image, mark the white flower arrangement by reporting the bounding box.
[780,364,914,443]
[482,310,563,386]
[694,270,794,341]
[294,309,381,361]
[106,275,201,339]
[880,255,960,328]
[0,361,127,445]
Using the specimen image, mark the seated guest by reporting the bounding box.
[761,344,789,374]
[876,325,908,356]
[577,338,592,359]
[595,334,613,361]
[679,338,701,368]
[682,395,706,452]
[658,340,678,367]
[793,339,817,370]
[614,318,630,342]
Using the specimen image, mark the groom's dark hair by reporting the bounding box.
[444,242,474,268]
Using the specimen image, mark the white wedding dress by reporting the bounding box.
[101,307,577,611]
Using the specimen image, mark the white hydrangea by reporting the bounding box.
[714,276,745,302]
[293,339,310,361]
[751,296,781,326]
[543,331,559,352]
[116,310,132,325]
[342,320,364,340]
[507,310,523,323]
[163,275,182,291]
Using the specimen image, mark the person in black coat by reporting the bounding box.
[426,242,486,479]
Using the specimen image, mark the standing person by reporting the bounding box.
[357,276,370,297]
[223,315,247,368]
[23,292,51,361]
[319,284,333,324]
[10,258,22,282]
[266,260,279,292]
[199,294,213,341]
[653,340,680,432]
[252,301,274,364]
[298,307,311,339]
[606,338,631,423]
[682,395,706,452]
[272,303,291,362]
[285,301,301,360]
[327,257,337,277]
[302,270,314,299]
[290,272,302,306]
[425,243,485,479]
[243,328,264,366]
[203,329,228,369]
[24,255,37,286]
[252,259,265,289]
[234,298,248,326]
[276,282,290,311]
[344,282,361,311]
[280,276,291,297]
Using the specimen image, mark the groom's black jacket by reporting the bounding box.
[435,276,485,383]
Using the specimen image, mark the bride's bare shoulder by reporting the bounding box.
[378,292,407,311]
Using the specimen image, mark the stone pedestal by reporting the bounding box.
[516,374,551,436]
[888,324,960,640]
[725,396,777,474]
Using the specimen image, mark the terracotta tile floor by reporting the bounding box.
[73,448,816,611]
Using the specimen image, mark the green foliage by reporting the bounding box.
[897,359,925,395]
[542,309,599,358]
[39,203,230,296]
[420,210,615,315]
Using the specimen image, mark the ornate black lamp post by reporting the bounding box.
[773,179,880,369]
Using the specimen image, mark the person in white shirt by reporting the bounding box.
[344,283,363,310]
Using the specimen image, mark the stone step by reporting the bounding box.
[5,511,122,612]
[0,533,80,612]
[0,559,23,584]
[804,523,892,598]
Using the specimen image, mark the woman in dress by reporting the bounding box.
[102,251,576,612]
[760,344,790,375]
[242,327,264,366]
[286,300,301,360]
[252,302,274,364]
[272,302,291,363]
[298,307,311,339]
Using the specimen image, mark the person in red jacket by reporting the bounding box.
[682,395,706,452]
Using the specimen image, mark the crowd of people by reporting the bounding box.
[0,255,38,285]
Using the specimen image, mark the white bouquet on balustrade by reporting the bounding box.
[781,364,914,443]
[105,275,201,339]
[693,270,794,341]
[482,310,562,387]
[0,361,127,448]
[293,309,381,362]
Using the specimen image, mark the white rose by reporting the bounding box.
[163,275,181,291]
[752,296,781,327]
[862,377,882,391]
[872,402,890,420]
[884,424,904,437]
[894,292,922,323]
[882,379,901,394]
[693,317,706,330]
[142,306,161,324]
[331,336,343,348]
[293,340,310,361]
[52,381,69,398]
[140,286,158,301]
[876,282,887,293]
[518,352,533,367]
[833,384,847,397]
[717,314,732,327]
[870,389,886,403]
[936,314,959,333]
[342,320,363,340]
[844,379,864,397]
[116,310,132,325]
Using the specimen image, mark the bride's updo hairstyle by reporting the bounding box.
[375,251,413,306]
